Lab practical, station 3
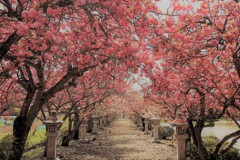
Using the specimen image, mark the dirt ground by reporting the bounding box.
[58,117,177,160]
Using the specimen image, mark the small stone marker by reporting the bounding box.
[43,110,62,160]
[172,111,188,160]
[99,116,103,129]
[79,121,89,143]
[150,112,161,143]
[92,115,99,134]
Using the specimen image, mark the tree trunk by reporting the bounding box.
[7,116,31,160]
[72,130,79,140]
[61,117,72,146]
[61,135,71,147]
[194,127,210,160]
[43,139,48,157]
[72,114,80,140]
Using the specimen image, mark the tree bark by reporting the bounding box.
[194,127,210,160]
[7,116,32,160]
[72,130,79,140]
[61,117,72,146]
[0,32,21,62]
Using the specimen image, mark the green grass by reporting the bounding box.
[26,129,46,148]
[23,146,44,158]
[0,133,6,140]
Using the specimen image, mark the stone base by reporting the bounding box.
[79,139,90,143]
[144,132,149,135]
[151,139,161,143]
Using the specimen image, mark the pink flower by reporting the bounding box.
[2,111,9,116]
[166,17,174,27]
[80,0,86,5]
[47,7,59,17]
[29,8,38,18]
[17,22,29,36]
[12,75,18,81]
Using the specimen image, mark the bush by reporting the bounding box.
[0,134,13,159]
[186,136,240,160]
[222,147,240,160]
[159,126,174,140]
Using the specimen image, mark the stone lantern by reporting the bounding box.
[43,110,62,160]
[92,115,99,134]
[103,113,107,126]
[138,115,144,131]
[171,111,188,160]
[99,115,103,129]
[150,112,161,143]
[79,120,89,143]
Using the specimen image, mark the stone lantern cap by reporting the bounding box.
[42,110,62,133]
[171,112,188,127]
[150,112,160,124]
[144,118,150,123]
[43,110,62,123]
[92,114,99,119]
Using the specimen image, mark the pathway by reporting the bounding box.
[58,117,176,160]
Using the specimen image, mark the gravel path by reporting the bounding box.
[58,118,176,160]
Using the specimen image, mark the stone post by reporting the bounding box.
[144,118,150,134]
[92,115,99,134]
[133,115,138,126]
[137,116,143,130]
[150,113,160,143]
[79,121,88,143]
[103,115,107,126]
[43,110,62,160]
[99,116,103,129]
[139,116,144,131]
[171,111,188,160]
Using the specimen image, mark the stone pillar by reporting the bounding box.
[103,115,107,126]
[139,117,144,131]
[99,116,103,129]
[134,116,139,127]
[137,116,142,129]
[150,113,160,143]
[92,115,99,134]
[176,134,188,160]
[144,118,150,134]
[43,110,62,160]
[79,121,88,143]
[171,111,188,160]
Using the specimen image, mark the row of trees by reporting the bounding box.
[142,0,240,160]
[0,0,158,159]
[0,0,239,160]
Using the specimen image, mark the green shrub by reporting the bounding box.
[0,134,13,159]
[159,126,174,139]
[222,147,240,160]
[186,136,240,160]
